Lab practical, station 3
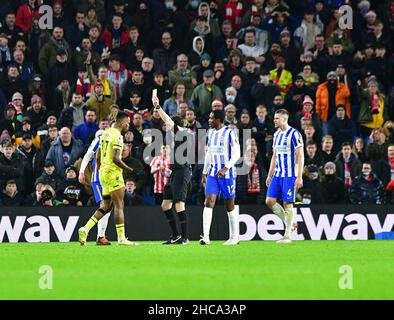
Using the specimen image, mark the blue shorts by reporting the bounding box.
[92,181,104,204]
[267,176,297,203]
[205,175,236,199]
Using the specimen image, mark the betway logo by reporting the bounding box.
[0,216,79,242]
[240,208,394,240]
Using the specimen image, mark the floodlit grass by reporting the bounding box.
[0,241,393,299]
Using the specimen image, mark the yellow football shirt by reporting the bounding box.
[100,127,124,172]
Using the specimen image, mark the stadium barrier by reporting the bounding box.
[0,205,393,242]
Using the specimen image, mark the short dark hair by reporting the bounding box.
[112,13,123,20]
[275,109,289,117]
[211,110,225,123]
[341,141,352,148]
[244,29,255,36]
[362,161,372,167]
[116,111,129,122]
[306,140,317,147]
[171,115,185,128]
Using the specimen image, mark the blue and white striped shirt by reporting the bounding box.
[273,126,303,178]
[206,126,239,179]
[89,136,101,183]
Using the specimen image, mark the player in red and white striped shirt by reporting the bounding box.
[150,145,171,204]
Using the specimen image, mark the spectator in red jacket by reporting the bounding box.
[225,0,245,31]
[16,0,41,33]
[100,14,129,52]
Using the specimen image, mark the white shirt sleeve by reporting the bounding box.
[80,137,99,173]
[225,129,241,169]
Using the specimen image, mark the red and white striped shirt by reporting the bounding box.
[150,155,171,194]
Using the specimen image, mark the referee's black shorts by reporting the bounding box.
[163,166,192,203]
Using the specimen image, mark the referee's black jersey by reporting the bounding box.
[166,126,194,171]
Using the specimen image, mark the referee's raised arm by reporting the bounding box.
[152,95,175,129]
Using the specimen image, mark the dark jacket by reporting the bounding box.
[0,152,28,195]
[284,85,315,114]
[0,190,25,206]
[46,61,75,91]
[124,191,144,206]
[349,173,385,204]
[250,82,280,111]
[59,178,87,205]
[327,115,356,153]
[0,76,28,105]
[335,153,362,184]
[17,145,44,193]
[0,116,22,137]
[36,171,64,194]
[58,104,88,130]
[45,138,84,178]
[152,44,180,74]
[320,174,347,204]
[122,156,147,192]
[24,108,47,131]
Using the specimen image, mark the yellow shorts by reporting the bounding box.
[100,168,124,196]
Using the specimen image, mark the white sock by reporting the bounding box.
[272,203,286,222]
[203,207,213,240]
[284,206,294,239]
[227,209,239,240]
[97,212,111,238]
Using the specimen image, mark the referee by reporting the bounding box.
[152,95,192,244]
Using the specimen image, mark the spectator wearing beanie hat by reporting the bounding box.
[25,94,46,131]
[195,52,213,83]
[315,70,351,136]
[320,161,347,203]
[85,81,113,122]
[293,95,321,133]
[0,103,22,137]
[211,98,224,111]
[11,92,24,121]
[59,166,86,206]
[284,74,314,114]
[14,116,41,150]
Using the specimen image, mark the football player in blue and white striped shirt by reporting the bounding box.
[200,110,241,245]
[79,128,112,245]
[266,109,304,243]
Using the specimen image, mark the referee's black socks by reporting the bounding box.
[164,209,179,238]
[177,211,187,239]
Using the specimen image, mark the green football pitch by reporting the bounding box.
[0,241,393,300]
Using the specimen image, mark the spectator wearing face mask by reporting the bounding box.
[349,161,385,204]
[300,164,324,203]
[320,162,347,204]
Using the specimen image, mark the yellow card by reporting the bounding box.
[152,89,157,98]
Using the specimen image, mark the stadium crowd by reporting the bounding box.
[0,0,393,207]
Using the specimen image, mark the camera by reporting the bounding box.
[40,190,52,203]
